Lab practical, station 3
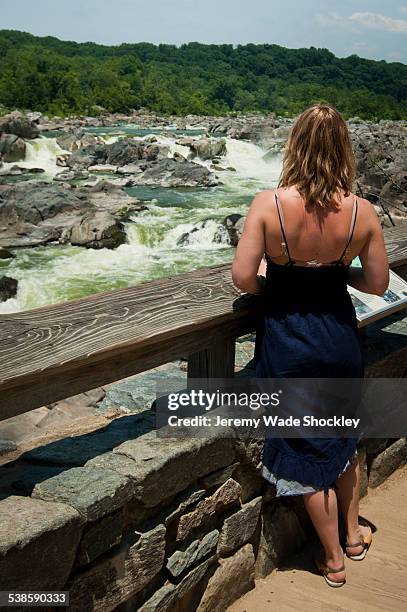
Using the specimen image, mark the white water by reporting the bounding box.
[1,136,68,177]
[0,128,282,313]
[223,137,282,185]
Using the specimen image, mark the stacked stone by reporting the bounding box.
[0,414,406,610]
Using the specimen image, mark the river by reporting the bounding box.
[0,124,282,313]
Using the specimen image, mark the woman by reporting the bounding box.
[232,104,389,587]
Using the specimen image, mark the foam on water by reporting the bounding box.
[222,137,282,186]
[0,129,283,312]
[1,136,68,177]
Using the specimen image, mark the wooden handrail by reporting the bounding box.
[0,225,406,421]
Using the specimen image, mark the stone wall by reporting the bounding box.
[1,314,406,610]
[0,417,406,611]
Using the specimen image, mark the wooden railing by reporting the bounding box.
[1,225,406,421]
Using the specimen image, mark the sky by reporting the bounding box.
[1,0,407,63]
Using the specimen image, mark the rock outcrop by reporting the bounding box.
[61,210,127,249]
[130,158,221,188]
[0,110,40,139]
[0,134,26,162]
[0,181,144,249]
[350,121,407,225]
[176,137,227,160]
[222,214,246,247]
[0,275,18,301]
[92,137,170,167]
[56,129,102,152]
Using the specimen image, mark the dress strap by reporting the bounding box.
[337,197,358,263]
[275,190,294,265]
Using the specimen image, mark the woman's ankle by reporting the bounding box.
[345,521,361,543]
[324,547,344,567]
[346,523,371,547]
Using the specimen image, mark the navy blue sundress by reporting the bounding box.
[254,191,364,496]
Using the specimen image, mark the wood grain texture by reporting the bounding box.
[0,226,406,419]
[383,225,407,268]
[188,338,236,380]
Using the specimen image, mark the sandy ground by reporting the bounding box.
[228,465,407,612]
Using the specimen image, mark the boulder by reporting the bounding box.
[27,167,45,174]
[0,247,15,259]
[0,133,26,162]
[222,213,245,246]
[224,121,278,148]
[56,129,101,152]
[0,110,39,139]
[0,183,89,226]
[0,178,143,248]
[95,139,143,165]
[131,158,221,188]
[61,210,127,249]
[177,220,229,247]
[188,137,227,160]
[93,138,169,167]
[0,275,18,301]
[0,193,66,248]
[67,150,98,171]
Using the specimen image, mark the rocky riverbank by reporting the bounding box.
[1,109,406,225]
[0,109,406,303]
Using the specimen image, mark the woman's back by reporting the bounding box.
[262,186,369,269]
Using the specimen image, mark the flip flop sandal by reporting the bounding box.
[345,529,372,561]
[314,558,346,588]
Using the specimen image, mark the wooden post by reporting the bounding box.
[187,338,236,380]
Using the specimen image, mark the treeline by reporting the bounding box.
[0,29,406,119]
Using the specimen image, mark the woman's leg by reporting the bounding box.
[303,488,345,582]
[335,456,370,555]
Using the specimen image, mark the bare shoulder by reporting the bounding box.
[356,196,381,223]
[355,194,373,210]
[248,189,276,214]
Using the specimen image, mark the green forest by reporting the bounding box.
[0,29,406,120]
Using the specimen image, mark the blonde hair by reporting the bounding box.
[279,104,356,208]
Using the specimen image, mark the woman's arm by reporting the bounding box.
[348,201,389,295]
[232,193,267,294]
